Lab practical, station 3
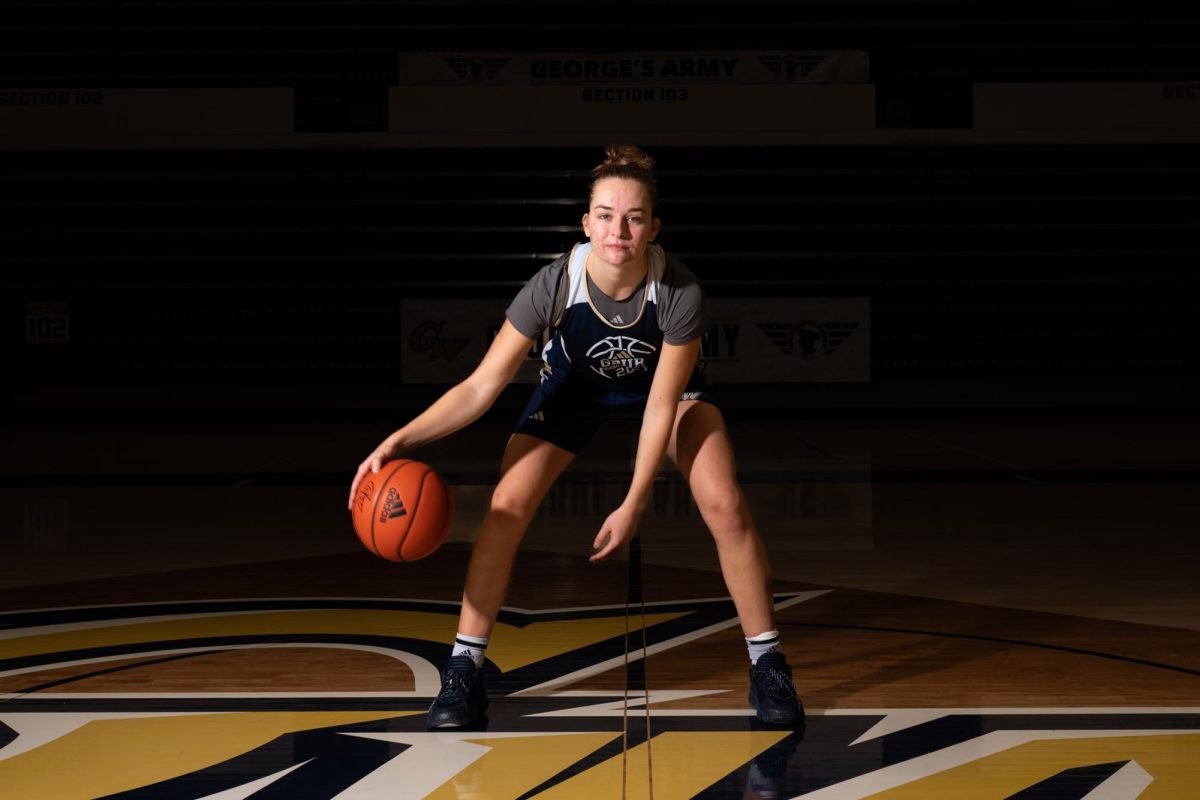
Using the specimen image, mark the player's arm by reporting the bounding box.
[591,337,701,561]
[348,320,534,508]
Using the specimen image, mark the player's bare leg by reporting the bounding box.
[458,433,576,638]
[429,433,574,728]
[667,400,775,636]
[667,399,802,725]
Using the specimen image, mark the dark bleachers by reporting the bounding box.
[6,145,1198,401]
[3,2,1197,87]
[3,2,1198,414]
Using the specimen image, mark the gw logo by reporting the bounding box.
[409,320,470,362]
[586,335,657,379]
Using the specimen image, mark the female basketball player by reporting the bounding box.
[348,146,801,728]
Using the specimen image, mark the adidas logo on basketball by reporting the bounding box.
[378,487,408,523]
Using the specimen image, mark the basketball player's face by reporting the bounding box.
[582,177,661,269]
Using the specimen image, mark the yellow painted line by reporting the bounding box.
[424,733,621,799]
[1,609,686,675]
[484,613,685,672]
[0,611,452,660]
[0,710,419,800]
[865,732,1200,800]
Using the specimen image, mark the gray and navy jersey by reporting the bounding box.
[506,243,709,396]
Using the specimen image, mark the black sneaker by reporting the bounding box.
[748,650,803,726]
[427,655,488,729]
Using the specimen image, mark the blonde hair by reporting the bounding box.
[589,144,659,214]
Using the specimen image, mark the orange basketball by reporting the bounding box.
[351,459,453,562]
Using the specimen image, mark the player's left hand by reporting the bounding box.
[591,502,642,562]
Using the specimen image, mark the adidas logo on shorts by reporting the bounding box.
[528,411,545,422]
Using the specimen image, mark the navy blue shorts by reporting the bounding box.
[514,377,718,454]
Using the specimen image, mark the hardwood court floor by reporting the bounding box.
[2,417,1199,797]
[2,546,1198,798]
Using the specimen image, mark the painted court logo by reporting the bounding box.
[1,595,1196,798]
[586,335,656,379]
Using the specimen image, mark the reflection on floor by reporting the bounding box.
[2,417,1199,797]
[2,546,1198,798]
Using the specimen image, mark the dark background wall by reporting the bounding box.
[5,1,1199,423]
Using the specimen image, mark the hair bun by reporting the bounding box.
[588,144,659,214]
[595,144,654,176]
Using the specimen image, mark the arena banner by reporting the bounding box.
[400,297,869,384]
[0,88,293,136]
[398,52,870,85]
[975,82,1200,129]
[702,297,870,383]
[400,300,545,385]
[389,51,873,140]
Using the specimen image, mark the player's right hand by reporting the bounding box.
[347,434,403,510]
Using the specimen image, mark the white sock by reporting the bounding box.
[451,632,489,667]
[746,629,781,664]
